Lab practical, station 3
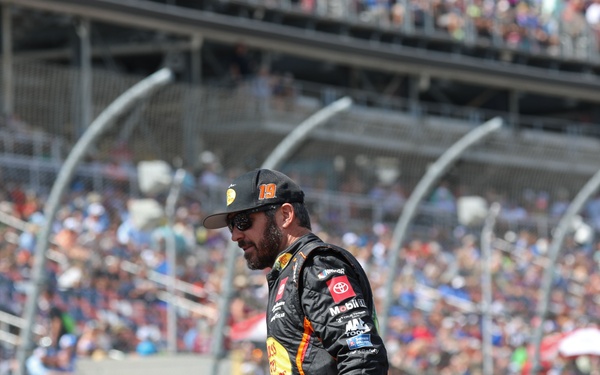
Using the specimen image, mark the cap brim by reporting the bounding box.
[202,212,229,229]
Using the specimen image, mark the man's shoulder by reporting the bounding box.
[292,235,361,272]
[300,243,358,273]
[299,241,349,261]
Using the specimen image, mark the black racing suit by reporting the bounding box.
[265,233,389,374]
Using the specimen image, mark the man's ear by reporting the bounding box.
[279,203,295,228]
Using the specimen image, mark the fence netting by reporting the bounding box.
[1,60,599,374]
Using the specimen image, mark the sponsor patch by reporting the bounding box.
[329,299,366,317]
[274,254,292,271]
[345,318,371,336]
[346,334,373,350]
[267,337,291,375]
[326,275,355,303]
[226,188,236,206]
[271,301,285,313]
[335,311,368,323]
[276,277,288,301]
[317,268,345,279]
[270,312,285,322]
[348,348,379,356]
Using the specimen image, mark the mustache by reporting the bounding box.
[238,240,253,248]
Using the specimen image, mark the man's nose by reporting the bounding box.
[230,227,243,242]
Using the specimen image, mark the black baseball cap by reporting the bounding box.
[202,168,304,229]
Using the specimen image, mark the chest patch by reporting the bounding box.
[275,277,288,301]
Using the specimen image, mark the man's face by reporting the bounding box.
[229,209,283,270]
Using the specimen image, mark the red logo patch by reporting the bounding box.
[275,277,288,301]
[326,275,355,303]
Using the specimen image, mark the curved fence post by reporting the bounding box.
[261,96,353,170]
[211,96,353,375]
[15,68,173,375]
[530,167,600,375]
[379,117,503,338]
[165,168,187,354]
[481,202,501,375]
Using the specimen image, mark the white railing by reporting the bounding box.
[0,310,45,346]
[0,129,65,163]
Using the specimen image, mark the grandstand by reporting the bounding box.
[1,0,600,374]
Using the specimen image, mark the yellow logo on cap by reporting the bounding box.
[226,188,236,206]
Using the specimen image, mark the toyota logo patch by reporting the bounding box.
[326,275,356,303]
[333,281,349,294]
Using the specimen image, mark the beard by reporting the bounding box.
[243,214,283,270]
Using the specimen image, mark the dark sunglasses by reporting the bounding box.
[226,205,279,233]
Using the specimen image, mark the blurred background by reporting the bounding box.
[0,0,600,374]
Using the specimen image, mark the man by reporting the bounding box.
[203,168,389,374]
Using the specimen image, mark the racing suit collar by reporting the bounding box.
[269,233,322,276]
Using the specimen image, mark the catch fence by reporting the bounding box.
[1,61,599,374]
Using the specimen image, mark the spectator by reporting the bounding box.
[586,0,600,50]
[26,307,76,375]
[229,42,254,87]
[271,71,297,111]
[82,202,109,236]
[135,325,161,356]
[76,320,108,358]
[18,211,45,254]
[251,65,272,114]
[429,181,456,213]
[550,187,571,217]
[560,0,589,58]
[54,217,81,252]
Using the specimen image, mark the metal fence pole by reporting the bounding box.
[481,202,501,375]
[165,168,187,354]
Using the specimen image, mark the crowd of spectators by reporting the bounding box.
[0,153,600,374]
[252,0,600,59]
